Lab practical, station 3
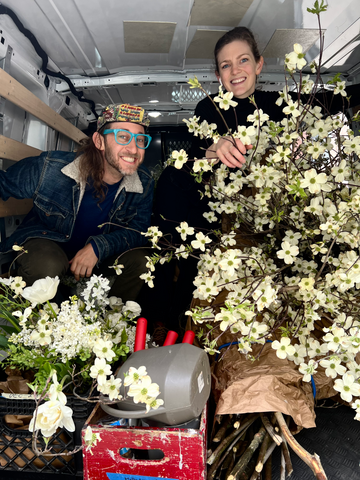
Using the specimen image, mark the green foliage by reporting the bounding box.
[188,76,201,89]
[286,180,307,200]
[307,0,327,15]
[327,73,343,85]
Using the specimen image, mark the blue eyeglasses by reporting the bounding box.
[103,129,152,149]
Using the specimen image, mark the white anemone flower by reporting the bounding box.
[29,400,75,437]
[191,232,212,252]
[214,91,238,110]
[100,375,122,401]
[89,357,112,385]
[22,276,60,304]
[300,169,332,194]
[320,357,347,379]
[124,366,148,387]
[93,339,116,362]
[176,221,195,241]
[285,44,307,70]
[334,372,360,403]
[277,241,299,264]
[271,337,296,360]
[128,376,160,404]
[84,426,102,452]
[145,397,164,413]
[299,359,318,382]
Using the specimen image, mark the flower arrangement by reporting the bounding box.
[0,271,163,449]
[141,1,360,426]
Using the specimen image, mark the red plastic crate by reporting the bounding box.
[82,403,207,480]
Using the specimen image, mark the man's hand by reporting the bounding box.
[206,136,252,168]
[69,243,98,281]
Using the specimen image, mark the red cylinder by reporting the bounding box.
[134,317,147,352]
[163,330,178,346]
[182,330,195,345]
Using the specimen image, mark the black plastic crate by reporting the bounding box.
[0,395,93,419]
[0,416,77,474]
[0,396,94,475]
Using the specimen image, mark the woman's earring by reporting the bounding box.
[219,78,223,86]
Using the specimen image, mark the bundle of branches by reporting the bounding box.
[207,411,327,480]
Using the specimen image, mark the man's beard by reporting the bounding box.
[104,149,139,177]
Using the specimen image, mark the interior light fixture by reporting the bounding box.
[149,100,159,103]
[148,111,162,118]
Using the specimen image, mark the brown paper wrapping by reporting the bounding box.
[212,343,316,429]
[0,367,33,394]
[187,306,337,430]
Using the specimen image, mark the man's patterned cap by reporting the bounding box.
[97,103,150,131]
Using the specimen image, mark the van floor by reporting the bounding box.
[1,403,360,479]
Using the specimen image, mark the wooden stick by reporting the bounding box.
[263,441,277,465]
[208,429,247,479]
[226,453,236,479]
[261,413,282,445]
[264,453,272,480]
[228,426,267,480]
[280,450,286,480]
[275,411,328,480]
[280,428,293,476]
[213,414,233,442]
[253,432,271,475]
[207,413,259,465]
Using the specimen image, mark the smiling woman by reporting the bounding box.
[190,26,360,168]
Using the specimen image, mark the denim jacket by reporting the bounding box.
[0,151,154,262]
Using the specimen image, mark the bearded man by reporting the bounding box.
[0,103,154,301]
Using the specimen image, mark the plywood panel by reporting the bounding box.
[0,135,42,162]
[0,69,87,144]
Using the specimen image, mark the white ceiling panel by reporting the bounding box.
[124,22,176,54]
[262,29,320,58]
[186,29,226,59]
[190,0,254,27]
[0,0,359,125]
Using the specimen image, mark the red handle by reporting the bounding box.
[134,317,147,352]
[163,330,178,346]
[182,330,195,344]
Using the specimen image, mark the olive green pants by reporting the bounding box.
[17,239,149,301]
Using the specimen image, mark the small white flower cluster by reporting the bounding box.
[124,366,164,413]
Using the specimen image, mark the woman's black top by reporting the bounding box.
[190,86,360,159]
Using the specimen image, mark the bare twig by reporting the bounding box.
[280,420,294,476]
[261,413,283,446]
[207,413,259,465]
[228,425,267,480]
[213,414,232,442]
[252,432,271,476]
[275,411,328,480]
[280,450,286,480]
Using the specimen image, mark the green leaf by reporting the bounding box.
[188,76,201,89]
[0,325,18,335]
[307,0,327,14]
[326,73,342,85]
[0,335,9,349]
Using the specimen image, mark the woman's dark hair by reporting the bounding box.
[214,27,261,73]
[75,124,108,203]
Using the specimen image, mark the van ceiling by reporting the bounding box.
[1,0,360,126]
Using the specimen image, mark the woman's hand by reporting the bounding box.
[206,136,251,168]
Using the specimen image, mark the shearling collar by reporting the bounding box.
[61,155,144,206]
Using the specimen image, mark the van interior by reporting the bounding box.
[0,0,359,246]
